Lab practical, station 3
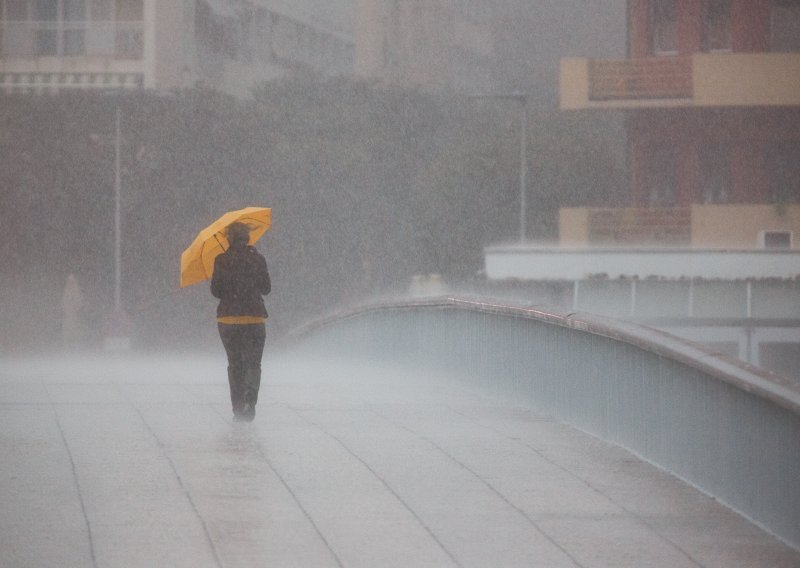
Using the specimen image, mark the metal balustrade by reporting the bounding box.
[589,56,692,100]
[289,296,800,550]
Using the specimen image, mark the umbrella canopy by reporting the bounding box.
[180,206,271,288]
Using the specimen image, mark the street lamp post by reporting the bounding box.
[91,102,131,350]
[114,106,122,312]
[469,92,529,243]
[105,105,130,350]
[517,97,528,243]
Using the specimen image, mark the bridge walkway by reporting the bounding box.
[1,353,798,567]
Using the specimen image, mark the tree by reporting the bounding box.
[0,77,622,351]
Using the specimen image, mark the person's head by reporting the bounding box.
[226,222,250,247]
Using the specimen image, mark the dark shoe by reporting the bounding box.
[238,402,255,422]
[241,368,260,421]
[243,368,261,406]
[228,365,245,415]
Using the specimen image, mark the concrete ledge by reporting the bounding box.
[484,246,800,280]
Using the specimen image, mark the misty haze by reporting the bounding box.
[1,1,799,566]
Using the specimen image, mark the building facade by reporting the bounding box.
[0,0,354,97]
[0,0,504,97]
[561,0,800,232]
[484,0,800,379]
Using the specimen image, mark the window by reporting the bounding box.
[35,0,58,55]
[2,0,140,58]
[6,0,30,20]
[768,142,800,203]
[704,0,731,52]
[646,146,677,206]
[64,0,86,21]
[35,0,58,20]
[63,0,86,56]
[116,0,142,21]
[85,0,112,55]
[1,0,30,56]
[699,144,730,203]
[31,0,86,55]
[771,0,800,52]
[761,231,792,248]
[89,0,112,21]
[652,0,678,54]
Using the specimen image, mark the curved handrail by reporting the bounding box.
[291,295,800,416]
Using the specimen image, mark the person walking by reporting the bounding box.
[211,222,271,421]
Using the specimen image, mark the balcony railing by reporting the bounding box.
[1,20,143,59]
[588,57,692,101]
[586,207,692,244]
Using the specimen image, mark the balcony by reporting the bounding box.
[0,20,144,92]
[561,53,800,109]
[559,204,800,250]
[588,57,692,101]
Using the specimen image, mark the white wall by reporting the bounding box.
[485,247,800,281]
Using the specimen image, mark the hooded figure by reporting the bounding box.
[211,222,271,421]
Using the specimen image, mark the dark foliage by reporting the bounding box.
[0,78,623,352]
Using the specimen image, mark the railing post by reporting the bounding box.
[572,280,580,311]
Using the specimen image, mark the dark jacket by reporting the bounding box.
[210,243,271,318]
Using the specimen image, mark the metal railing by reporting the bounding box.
[586,207,692,244]
[1,20,143,59]
[589,56,692,100]
[289,296,800,550]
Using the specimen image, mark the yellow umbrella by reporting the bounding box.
[180,206,271,288]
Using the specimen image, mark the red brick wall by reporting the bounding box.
[626,109,800,206]
[678,0,703,54]
[628,0,771,56]
[732,0,769,52]
[629,0,651,58]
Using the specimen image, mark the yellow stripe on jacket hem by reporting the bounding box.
[217,316,266,324]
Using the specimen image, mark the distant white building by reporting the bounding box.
[0,0,354,97]
[484,241,800,380]
[353,0,495,93]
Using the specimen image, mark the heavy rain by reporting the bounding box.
[2,1,800,566]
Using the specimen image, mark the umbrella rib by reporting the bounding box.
[239,216,268,226]
[199,234,227,278]
[214,234,227,252]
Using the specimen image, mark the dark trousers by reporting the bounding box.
[218,323,266,416]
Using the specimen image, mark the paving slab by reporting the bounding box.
[0,352,798,568]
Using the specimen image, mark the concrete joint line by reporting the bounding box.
[209,403,345,568]
[446,405,705,568]
[290,406,464,568]
[131,404,224,568]
[49,398,99,568]
[374,409,588,568]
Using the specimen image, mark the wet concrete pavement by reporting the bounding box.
[1,352,798,567]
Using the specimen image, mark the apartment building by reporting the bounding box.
[354,0,494,93]
[559,0,800,248]
[485,1,800,378]
[0,0,354,97]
